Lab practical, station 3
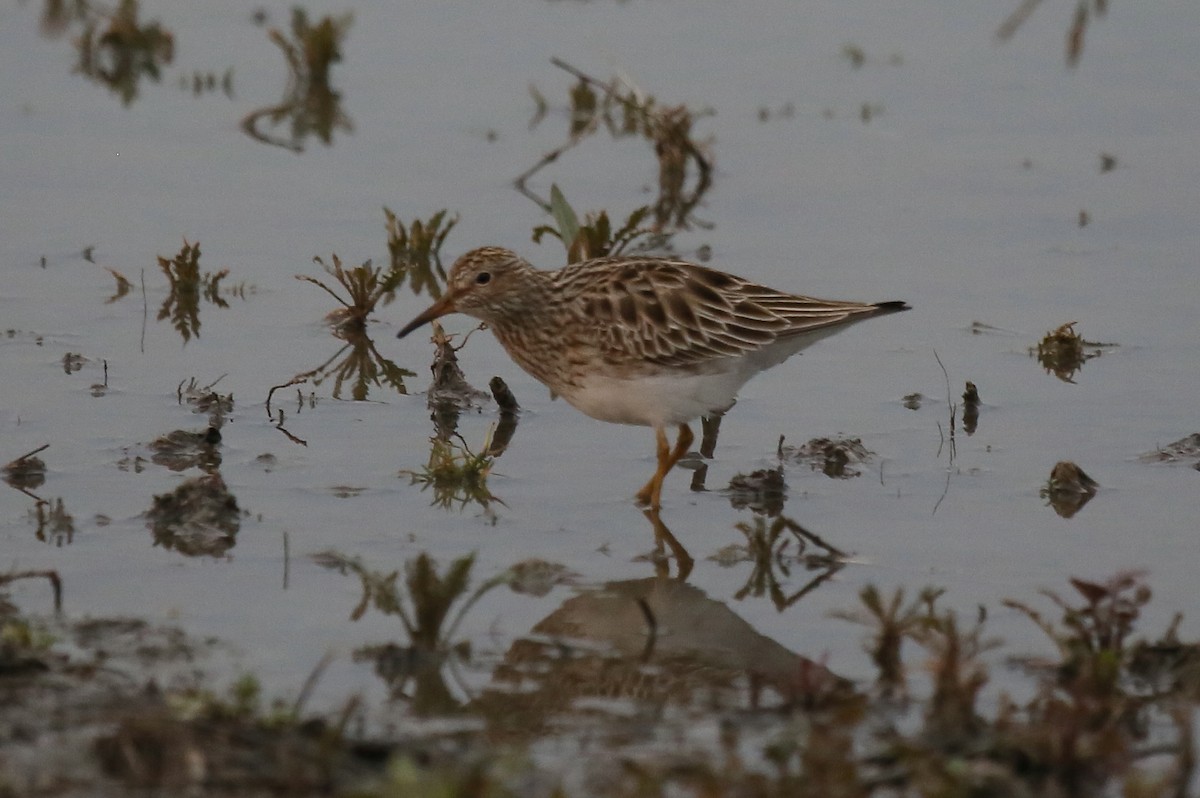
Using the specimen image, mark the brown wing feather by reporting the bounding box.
[559,258,892,370]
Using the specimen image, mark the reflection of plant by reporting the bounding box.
[72,0,175,106]
[241,9,353,152]
[39,0,92,36]
[722,515,845,611]
[531,185,660,264]
[1031,321,1113,383]
[384,207,458,300]
[156,239,230,343]
[318,327,413,400]
[345,552,476,648]
[832,585,944,695]
[104,267,133,303]
[146,473,240,557]
[997,0,1110,67]
[314,551,481,713]
[521,58,713,232]
[401,436,502,519]
[725,466,786,516]
[275,254,420,398]
[177,69,234,98]
[316,551,570,716]
[30,497,75,545]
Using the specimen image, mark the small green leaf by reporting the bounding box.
[548,184,580,247]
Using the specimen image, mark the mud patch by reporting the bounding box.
[146,474,241,557]
[780,436,873,479]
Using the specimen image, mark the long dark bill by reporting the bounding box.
[396,294,457,339]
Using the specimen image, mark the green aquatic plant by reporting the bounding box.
[725,465,787,516]
[1006,571,1149,687]
[531,184,660,264]
[178,375,234,427]
[0,616,56,654]
[298,254,397,332]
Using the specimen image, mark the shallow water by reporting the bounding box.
[2,0,1199,754]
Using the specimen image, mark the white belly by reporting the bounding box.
[562,368,748,427]
[548,328,842,428]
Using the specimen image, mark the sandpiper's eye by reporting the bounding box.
[475,271,492,285]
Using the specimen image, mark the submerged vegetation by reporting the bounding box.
[3,567,1197,795]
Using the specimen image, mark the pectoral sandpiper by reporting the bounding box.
[398,247,908,509]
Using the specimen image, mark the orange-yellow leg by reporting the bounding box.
[634,423,695,509]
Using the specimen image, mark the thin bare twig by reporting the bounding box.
[8,444,49,464]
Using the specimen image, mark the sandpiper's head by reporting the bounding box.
[396,247,534,338]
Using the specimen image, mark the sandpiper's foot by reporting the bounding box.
[634,424,694,509]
